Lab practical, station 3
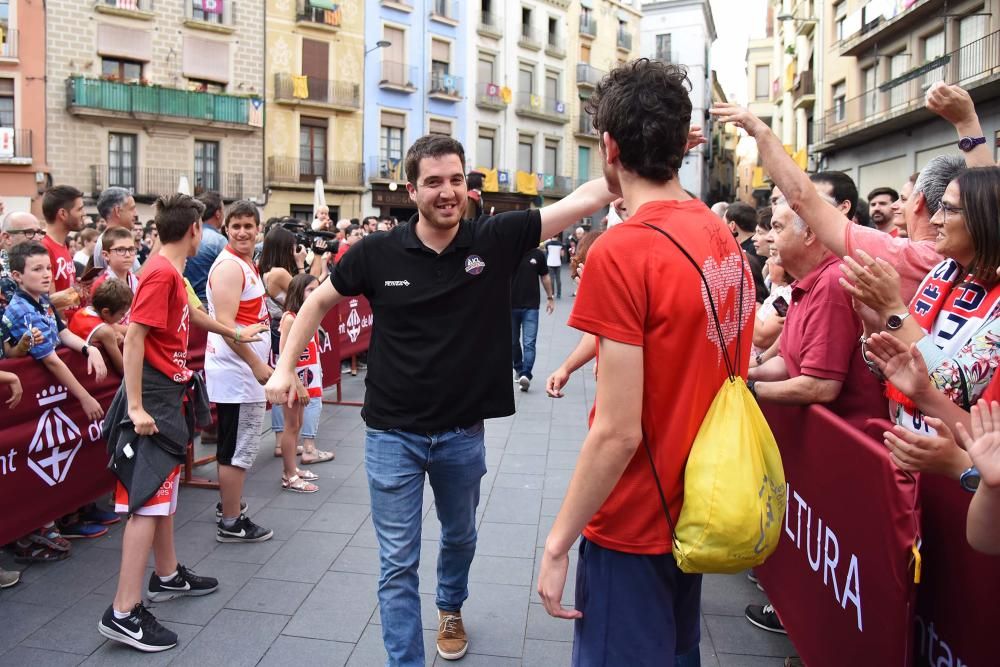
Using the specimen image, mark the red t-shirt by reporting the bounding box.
[129,254,193,383]
[779,254,889,426]
[42,234,77,293]
[68,306,107,344]
[568,200,756,555]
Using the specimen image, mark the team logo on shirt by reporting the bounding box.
[465,255,486,276]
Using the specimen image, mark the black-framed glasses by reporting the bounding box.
[109,246,138,257]
[9,228,44,239]
[940,203,964,220]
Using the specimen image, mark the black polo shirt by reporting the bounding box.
[329,209,542,432]
[511,248,549,309]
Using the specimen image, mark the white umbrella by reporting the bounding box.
[177,175,192,196]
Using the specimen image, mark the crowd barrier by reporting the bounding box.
[0,297,372,546]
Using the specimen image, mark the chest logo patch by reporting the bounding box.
[465,255,486,276]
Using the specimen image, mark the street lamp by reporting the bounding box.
[776,13,818,23]
[365,40,391,57]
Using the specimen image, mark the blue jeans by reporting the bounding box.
[511,308,540,380]
[271,398,322,438]
[365,422,487,667]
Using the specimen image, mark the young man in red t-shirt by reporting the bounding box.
[40,185,86,319]
[537,60,754,664]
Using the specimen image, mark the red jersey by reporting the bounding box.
[568,200,755,555]
[68,306,107,344]
[42,234,76,293]
[129,254,192,383]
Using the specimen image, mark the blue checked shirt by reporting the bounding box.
[1,289,65,360]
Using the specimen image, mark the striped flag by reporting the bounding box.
[248,98,263,127]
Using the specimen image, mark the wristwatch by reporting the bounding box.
[960,466,981,493]
[886,311,911,330]
[747,379,759,400]
[80,343,90,357]
[958,136,987,152]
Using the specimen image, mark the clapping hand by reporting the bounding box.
[838,250,905,318]
[864,333,933,401]
[956,400,1000,489]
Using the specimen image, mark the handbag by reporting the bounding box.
[641,222,786,574]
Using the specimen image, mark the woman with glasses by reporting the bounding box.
[842,166,1000,481]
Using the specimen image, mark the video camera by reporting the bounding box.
[279,220,340,255]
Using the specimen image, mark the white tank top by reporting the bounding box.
[205,246,271,403]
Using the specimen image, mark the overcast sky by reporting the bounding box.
[710,0,769,104]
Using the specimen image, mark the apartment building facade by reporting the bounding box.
[771,0,818,171]
[363,0,469,220]
[737,34,777,205]
[264,0,365,222]
[816,0,1000,195]
[46,0,264,219]
[0,0,49,217]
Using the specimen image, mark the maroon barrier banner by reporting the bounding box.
[913,474,1000,666]
[757,404,920,667]
[317,307,342,388]
[337,296,373,360]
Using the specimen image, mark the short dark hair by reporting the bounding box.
[810,171,859,220]
[725,202,758,233]
[363,216,378,227]
[41,185,83,223]
[9,240,48,273]
[102,226,134,251]
[92,277,134,315]
[957,167,1000,287]
[224,200,260,227]
[867,187,899,202]
[467,171,484,190]
[585,58,692,183]
[404,134,466,185]
[155,193,205,244]
[197,191,224,222]
[756,206,773,231]
[283,273,319,316]
[854,200,871,227]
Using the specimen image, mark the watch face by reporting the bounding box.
[887,315,903,329]
[961,469,981,492]
[959,137,973,151]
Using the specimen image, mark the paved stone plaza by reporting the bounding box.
[0,297,796,666]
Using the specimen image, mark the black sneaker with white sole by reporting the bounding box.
[146,564,218,602]
[98,603,177,652]
[216,514,274,543]
[214,500,248,519]
[745,603,787,634]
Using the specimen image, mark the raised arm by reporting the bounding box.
[711,104,851,257]
[538,178,616,242]
[926,82,996,168]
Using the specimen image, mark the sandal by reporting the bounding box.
[295,468,319,481]
[29,524,71,552]
[300,449,335,465]
[14,541,71,563]
[281,475,319,494]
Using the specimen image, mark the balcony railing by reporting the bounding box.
[67,76,253,127]
[519,26,542,50]
[818,29,1000,146]
[576,63,605,88]
[546,34,565,57]
[380,61,418,91]
[367,155,405,182]
[429,0,458,23]
[1,28,18,58]
[0,129,32,162]
[478,11,502,37]
[273,73,360,109]
[791,69,815,107]
[296,0,343,28]
[91,165,244,200]
[429,72,463,99]
[540,175,573,197]
[475,81,505,110]
[268,156,364,187]
[514,92,569,123]
[99,0,154,13]
[617,29,633,51]
[575,115,598,137]
[580,16,597,38]
[185,0,235,26]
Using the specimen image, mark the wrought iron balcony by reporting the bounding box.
[478,11,502,38]
[273,73,360,110]
[540,174,573,197]
[576,63,605,89]
[429,72,463,101]
[296,0,342,29]
[367,155,405,182]
[546,33,565,58]
[580,16,597,38]
[617,29,633,51]
[268,156,364,187]
[379,61,418,92]
[0,129,32,164]
[1,28,18,58]
[791,69,815,108]
[91,165,244,200]
[514,92,569,124]
[96,0,154,17]
[575,115,598,139]
[519,26,542,51]
[475,81,506,110]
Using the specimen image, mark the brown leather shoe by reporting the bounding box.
[437,609,468,660]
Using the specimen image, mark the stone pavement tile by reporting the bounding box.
[701,640,723,667]
[330,546,381,575]
[701,572,769,616]
[492,472,545,491]
[704,614,796,657]
[258,636,355,667]
[540,497,562,517]
[235,506,313,541]
[476,523,537,559]
[522,638,573,666]
[718,655,789,666]
[0,601,62,652]
[0,645,84,666]
[79,621,203,667]
[237,476,284,504]
[433,652,519,666]
[256,530,349,584]
[498,453,547,475]
[265,478,338,511]
[152,557,259,626]
[303,462,362,484]
[86,522,125,551]
[283,571,377,643]
[341,465,371,488]
[485,447,504,466]
[329,482,373,506]
[483,487,542,525]
[8,545,122,610]
[204,536,285,565]
[170,609,288,667]
[468,555,534,587]
[545,449,582,469]
[345,624,436,667]
[504,434,549,453]
[536,515,555,547]
[347,516,379,549]
[302,502,371,534]
[508,421,550,436]
[170,516,226,567]
[186,494,272,525]
[22,592,112,656]
[225,577,314,616]
[542,469,572,499]
[459,583,530,658]
[547,438,583,452]
[525,601,574,642]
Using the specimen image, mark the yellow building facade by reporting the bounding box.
[264,0,366,222]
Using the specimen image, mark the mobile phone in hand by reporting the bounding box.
[772,296,789,317]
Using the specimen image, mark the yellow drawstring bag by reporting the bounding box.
[642,223,786,574]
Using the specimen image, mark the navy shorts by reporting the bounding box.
[572,537,703,667]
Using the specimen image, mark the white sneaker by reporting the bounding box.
[518,376,530,392]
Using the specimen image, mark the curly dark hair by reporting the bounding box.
[584,59,692,183]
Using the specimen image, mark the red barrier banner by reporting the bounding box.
[338,296,373,360]
[317,307,342,389]
[913,474,1000,667]
[757,404,920,667]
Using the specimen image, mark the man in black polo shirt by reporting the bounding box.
[512,247,555,392]
[266,134,614,666]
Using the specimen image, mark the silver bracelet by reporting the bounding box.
[860,336,885,380]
